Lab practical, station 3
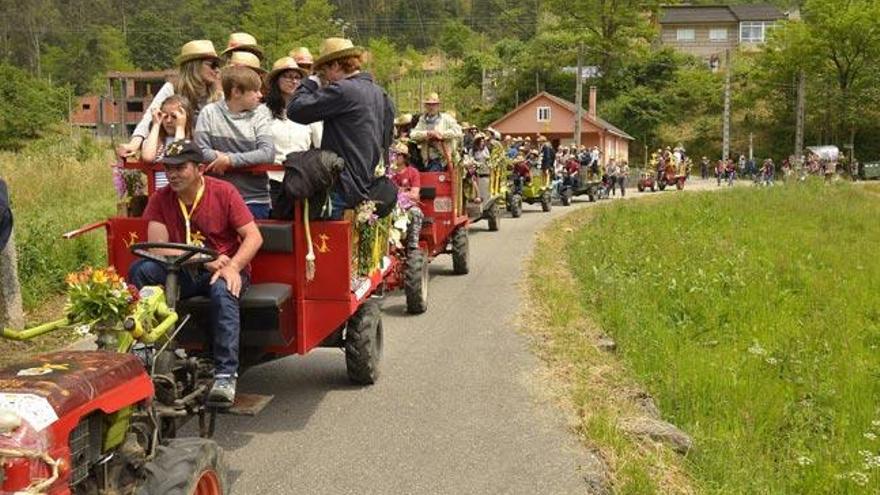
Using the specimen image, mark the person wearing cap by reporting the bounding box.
[264,56,323,208]
[221,32,265,62]
[410,92,462,172]
[290,47,314,73]
[195,66,275,219]
[117,40,223,159]
[287,37,396,218]
[128,139,263,408]
[390,142,423,251]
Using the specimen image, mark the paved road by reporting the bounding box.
[213,184,680,494]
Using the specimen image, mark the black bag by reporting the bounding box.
[369,175,398,219]
[271,150,343,220]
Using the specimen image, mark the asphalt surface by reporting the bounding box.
[211,182,712,494]
[53,178,718,493]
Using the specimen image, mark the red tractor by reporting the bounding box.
[0,162,402,494]
[399,165,470,314]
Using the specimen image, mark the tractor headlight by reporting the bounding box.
[0,409,21,434]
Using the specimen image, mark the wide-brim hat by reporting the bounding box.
[394,113,413,126]
[423,92,441,104]
[176,40,221,66]
[392,142,410,156]
[289,47,314,67]
[226,51,267,75]
[267,57,308,82]
[313,37,365,70]
[221,32,264,59]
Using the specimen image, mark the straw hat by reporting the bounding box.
[504,135,512,141]
[176,40,220,65]
[221,32,264,59]
[289,47,314,67]
[313,37,365,70]
[423,92,441,104]
[393,142,410,156]
[267,57,308,83]
[525,136,532,142]
[226,51,266,75]
[394,113,413,126]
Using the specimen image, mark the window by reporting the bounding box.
[81,104,91,110]
[537,106,551,122]
[740,21,774,43]
[126,101,144,113]
[709,28,728,42]
[676,28,695,42]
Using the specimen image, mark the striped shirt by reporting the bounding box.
[194,101,275,205]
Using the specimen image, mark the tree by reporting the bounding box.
[0,64,67,149]
[243,0,336,62]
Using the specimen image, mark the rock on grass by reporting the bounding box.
[619,417,694,455]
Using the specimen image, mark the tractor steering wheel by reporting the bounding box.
[130,242,219,270]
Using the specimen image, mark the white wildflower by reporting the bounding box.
[848,471,869,486]
[861,450,880,470]
[74,324,91,336]
[765,357,779,365]
[865,432,878,441]
[796,456,813,466]
[748,341,767,356]
[872,420,880,428]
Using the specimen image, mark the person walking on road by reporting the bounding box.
[617,161,629,197]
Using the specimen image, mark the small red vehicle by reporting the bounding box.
[0,163,403,494]
[658,162,687,190]
[637,171,656,192]
[399,169,470,314]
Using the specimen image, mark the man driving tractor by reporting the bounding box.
[128,139,263,408]
[410,92,462,172]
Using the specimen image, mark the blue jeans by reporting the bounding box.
[317,188,348,220]
[128,259,249,376]
[425,158,446,172]
[248,203,271,220]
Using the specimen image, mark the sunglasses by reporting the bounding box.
[203,60,221,70]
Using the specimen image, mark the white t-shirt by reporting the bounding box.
[268,115,323,182]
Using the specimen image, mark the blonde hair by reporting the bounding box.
[221,66,262,97]
[174,59,222,111]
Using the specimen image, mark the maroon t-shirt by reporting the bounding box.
[392,165,421,190]
[143,176,254,258]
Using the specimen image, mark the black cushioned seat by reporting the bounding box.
[177,283,293,347]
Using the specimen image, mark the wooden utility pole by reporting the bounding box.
[795,70,805,160]
[574,43,584,148]
[722,49,731,161]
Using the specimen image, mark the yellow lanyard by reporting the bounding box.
[177,180,205,246]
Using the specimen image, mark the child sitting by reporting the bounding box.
[141,95,191,189]
[390,142,422,251]
[195,66,275,218]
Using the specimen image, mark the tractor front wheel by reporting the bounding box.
[451,227,469,275]
[487,202,501,231]
[541,191,552,212]
[404,249,429,314]
[138,438,226,495]
[510,195,523,218]
[561,189,572,206]
[637,182,645,192]
[658,179,667,191]
[345,300,383,385]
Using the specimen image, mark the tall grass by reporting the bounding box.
[0,128,116,311]
[565,182,880,493]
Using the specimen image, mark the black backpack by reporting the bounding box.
[368,175,399,219]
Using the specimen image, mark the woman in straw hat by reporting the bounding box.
[264,57,323,207]
[287,37,396,219]
[117,40,223,158]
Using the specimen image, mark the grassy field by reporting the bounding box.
[0,128,116,312]
[526,181,880,493]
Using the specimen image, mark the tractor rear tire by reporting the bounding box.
[511,195,523,218]
[345,300,383,385]
[588,190,597,202]
[561,189,572,206]
[138,438,226,495]
[487,202,501,232]
[650,184,656,192]
[637,183,645,192]
[658,179,667,191]
[451,227,469,275]
[404,250,429,314]
[541,191,552,212]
